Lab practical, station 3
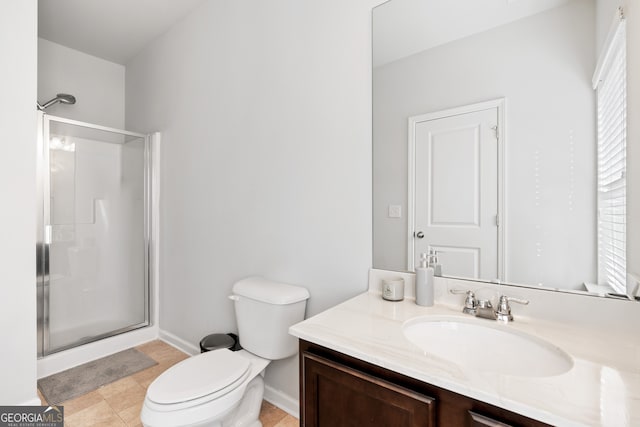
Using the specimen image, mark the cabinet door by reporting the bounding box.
[302,351,435,427]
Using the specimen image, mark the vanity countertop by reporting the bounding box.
[289,291,640,427]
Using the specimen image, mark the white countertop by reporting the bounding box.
[290,290,640,427]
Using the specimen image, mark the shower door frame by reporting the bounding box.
[36,112,152,358]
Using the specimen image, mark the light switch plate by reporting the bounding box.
[388,205,402,218]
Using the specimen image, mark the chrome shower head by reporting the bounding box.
[55,93,76,105]
[38,93,76,110]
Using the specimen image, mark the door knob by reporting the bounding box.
[415,231,424,239]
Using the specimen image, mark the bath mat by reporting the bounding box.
[38,348,157,405]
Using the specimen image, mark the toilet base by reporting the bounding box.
[222,374,264,427]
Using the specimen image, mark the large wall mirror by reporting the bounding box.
[372,0,639,299]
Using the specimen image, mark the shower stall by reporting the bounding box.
[36,112,151,357]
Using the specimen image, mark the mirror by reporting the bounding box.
[372,0,639,298]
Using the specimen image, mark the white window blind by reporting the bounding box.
[594,13,626,293]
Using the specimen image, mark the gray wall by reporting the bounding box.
[125,0,377,400]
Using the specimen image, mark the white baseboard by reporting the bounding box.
[263,385,299,418]
[158,329,200,356]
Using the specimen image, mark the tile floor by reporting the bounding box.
[38,340,298,427]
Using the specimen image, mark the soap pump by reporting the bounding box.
[415,252,434,307]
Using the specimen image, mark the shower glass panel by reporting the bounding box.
[38,115,150,356]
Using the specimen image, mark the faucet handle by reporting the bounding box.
[496,295,529,322]
[503,295,529,305]
[450,289,477,315]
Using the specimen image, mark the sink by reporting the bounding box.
[402,316,573,377]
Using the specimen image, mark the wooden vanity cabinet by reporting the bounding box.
[302,351,436,426]
[299,340,551,427]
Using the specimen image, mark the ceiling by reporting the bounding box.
[38,0,207,65]
[373,0,572,68]
[39,0,573,68]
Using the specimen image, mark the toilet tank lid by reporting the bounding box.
[232,277,310,305]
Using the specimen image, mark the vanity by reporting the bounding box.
[289,271,640,426]
[298,341,545,427]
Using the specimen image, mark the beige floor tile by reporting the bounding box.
[133,341,189,390]
[135,340,165,353]
[37,389,47,405]
[157,352,190,370]
[97,377,139,400]
[137,340,188,363]
[117,400,143,426]
[64,400,125,427]
[131,362,174,389]
[60,390,104,417]
[259,400,288,427]
[86,421,128,427]
[135,340,166,355]
[100,380,146,413]
[273,414,300,427]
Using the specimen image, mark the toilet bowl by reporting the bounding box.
[141,349,269,427]
[140,277,309,427]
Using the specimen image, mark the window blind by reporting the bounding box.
[594,16,626,293]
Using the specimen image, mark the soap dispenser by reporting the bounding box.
[415,253,434,306]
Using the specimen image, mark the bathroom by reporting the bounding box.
[0,0,638,425]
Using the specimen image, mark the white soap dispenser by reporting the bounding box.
[415,252,434,306]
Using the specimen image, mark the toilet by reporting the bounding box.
[140,277,310,427]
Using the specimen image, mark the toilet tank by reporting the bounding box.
[231,277,310,360]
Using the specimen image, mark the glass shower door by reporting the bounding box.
[38,115,150,356]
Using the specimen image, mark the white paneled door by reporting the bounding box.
[410,105,500,281]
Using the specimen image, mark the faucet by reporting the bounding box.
[495,295,529,322]
[450,289,477,315]
[450,290,529,322]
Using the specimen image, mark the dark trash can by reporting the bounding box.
[199,333,241,353]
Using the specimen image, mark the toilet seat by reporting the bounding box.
[146,349,250,410]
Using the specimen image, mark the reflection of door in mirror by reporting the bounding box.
[408,102,501,281]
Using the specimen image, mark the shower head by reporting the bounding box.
[37,93,76,110]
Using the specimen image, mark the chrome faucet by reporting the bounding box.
[495,295,529,323]
[450,289,529,322]
[450,289,477,315]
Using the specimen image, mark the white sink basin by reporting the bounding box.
[402,316,573,377]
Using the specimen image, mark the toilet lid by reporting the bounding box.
[147,349,250,404]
